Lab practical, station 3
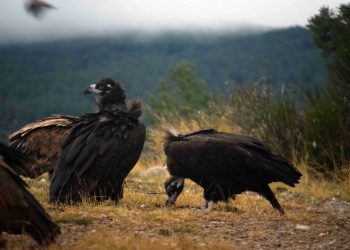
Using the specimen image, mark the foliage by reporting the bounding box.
[147,62,349,173]
[308,4,350,61]
[2,22,347,172]
[227,79,303,159]
[147,61,219,122]
[0,27,326,139]
[303,90,344,168]
[307,4,350,170]
[308,4,350,99]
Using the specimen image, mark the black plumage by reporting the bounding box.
[0,141,33,177]
[163,128,302,214]
[50,78,146,204]
[25,0,55,18]
[0,142,60,246]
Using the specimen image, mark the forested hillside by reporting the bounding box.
[0,26,325,137]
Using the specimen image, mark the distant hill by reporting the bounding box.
[0,26,326,137]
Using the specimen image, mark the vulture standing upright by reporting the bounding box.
[0,142,60,246]
[50,78,146,204]
[9,115,77,178]
[164,128,302,214]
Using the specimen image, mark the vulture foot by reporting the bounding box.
[202,200,215,211]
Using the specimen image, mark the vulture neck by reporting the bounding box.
[100,92,127,113]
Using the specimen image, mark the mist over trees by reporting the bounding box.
[1,2,349,172]
[0,26,326,141]
[147,4,350,172]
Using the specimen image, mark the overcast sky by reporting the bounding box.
[0,0,346,44]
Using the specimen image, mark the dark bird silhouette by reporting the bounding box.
[163,128,302,214]
[0,139,34,177]
[25,0,56,18]
[0,142,60,246]
[9,115,77,178]
[50,78,146,204]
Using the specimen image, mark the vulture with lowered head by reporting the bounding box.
[164,128,302,214]
[0,142,60,246]
[50,78,146,204]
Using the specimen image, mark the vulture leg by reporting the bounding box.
[110,192,121,206]
[202,199,209,209]
[207,201,215,211]
[202,200,215,211]
[259,185,284,214]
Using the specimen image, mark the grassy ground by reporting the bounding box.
[2,161,350,250]
[3,115,350,249]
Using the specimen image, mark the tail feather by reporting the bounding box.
[128,98,144,118]
[262,155,301,186]
[163,127,216,143]
[162,126,179,142]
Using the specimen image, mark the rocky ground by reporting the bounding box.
[2,169,350,250]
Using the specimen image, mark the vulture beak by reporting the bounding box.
[84,84,102,95]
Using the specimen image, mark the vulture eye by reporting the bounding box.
[85,82,112,95]
[98,83,113,92]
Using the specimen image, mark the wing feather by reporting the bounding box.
[166,130,301,190]
[0,148,60,245]
[9,115,77,177]
[50,112,146,203]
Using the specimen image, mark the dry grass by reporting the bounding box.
[5,115,350,249]
[10,160,347,250]
[0,162,342,250]
[144,112,350,201]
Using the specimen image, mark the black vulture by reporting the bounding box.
[25,0,55,18]
[9,115,78,178]
[163,128,302,214]
[0,142,60,246]
[50,78,146,204]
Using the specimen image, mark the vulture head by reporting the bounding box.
[165,176,185,205]
[84,78,127,111]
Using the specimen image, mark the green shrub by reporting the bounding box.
[148,63,349,174]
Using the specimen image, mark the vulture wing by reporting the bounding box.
[50,112,146,203]
[0,145,60,245]
[0,142,32,177]
[25,0,56,17]
[166,130,301,191]
[212,132,301,187]
[165,129,301,213]
[9,115,77,178]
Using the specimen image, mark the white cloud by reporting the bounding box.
[0,0,346,43]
